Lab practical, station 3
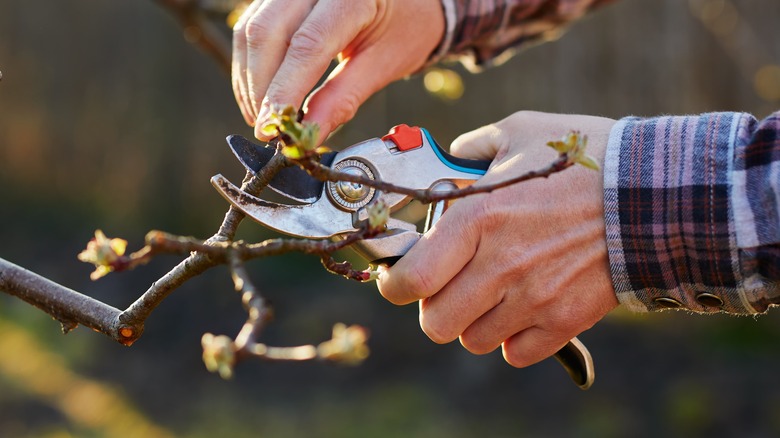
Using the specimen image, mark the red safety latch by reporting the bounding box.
[382,124,423,151]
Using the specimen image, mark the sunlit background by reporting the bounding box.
[1,0,780,437]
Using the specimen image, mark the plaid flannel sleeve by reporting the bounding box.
[604,112,780,314]
[432,0,615,70]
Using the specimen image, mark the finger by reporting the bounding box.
[303,47,404,142]
[416,262,506,345]
[257,0,378,137]
[501,327,572,369]
[458,296,533,355]
[376,196,484,306]
[449,124,506,161]
[232,0,264,125]
[242,0,315,122]
[420,240,512,344]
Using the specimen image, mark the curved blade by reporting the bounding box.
[553,337,595,390]
[211,174,354,238]
[227,135,336,204]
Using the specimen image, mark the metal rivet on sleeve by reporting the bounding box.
[695,292,724,308]
[654,297,684,309]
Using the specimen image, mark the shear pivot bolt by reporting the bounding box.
[328,159,376,211]
[336,169,370,202]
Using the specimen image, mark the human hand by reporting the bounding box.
[232,0,445,141]
[376,111,620,368]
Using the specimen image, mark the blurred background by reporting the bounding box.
[2,0,780,436]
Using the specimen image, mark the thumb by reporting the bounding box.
[303,51,398,144]
[449,123,507,161]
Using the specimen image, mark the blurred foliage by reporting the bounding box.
[0,320,174,438]
[1,0,780,437]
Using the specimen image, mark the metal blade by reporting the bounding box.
[211,174,354,238]
[227,135,336,204]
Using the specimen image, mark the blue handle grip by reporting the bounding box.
[422,129,490,176]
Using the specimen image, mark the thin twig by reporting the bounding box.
[298,154,573,204]
[118,151,291,336]
[228,251,272,350]
[225,250,327,364]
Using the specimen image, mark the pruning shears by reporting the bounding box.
[211,124,595,389]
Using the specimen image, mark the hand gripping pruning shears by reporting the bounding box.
[211,124,595,389]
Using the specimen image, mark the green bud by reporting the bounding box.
[366,199,389,230]
[317,323,370,365]
[201,333,235,379]
[546,130,600,171]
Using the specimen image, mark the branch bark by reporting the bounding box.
[0,258,123,339]
[0,149,290,345]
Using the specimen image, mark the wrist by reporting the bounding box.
[426,0,456,65]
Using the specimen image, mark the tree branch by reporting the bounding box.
[0,258,124,339]
[118,149,291,340]
[0,148,291,346]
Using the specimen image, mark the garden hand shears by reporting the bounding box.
[211,124,595,389]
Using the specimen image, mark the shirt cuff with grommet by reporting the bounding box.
[603,112,780,314]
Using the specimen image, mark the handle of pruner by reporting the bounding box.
[553,337,595,390]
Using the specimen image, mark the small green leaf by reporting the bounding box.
[298,123,320,152]
[260,123,279,137]
[576,154,601,171]
[546,140,568,153]
[281,146,305,160]
[77,230,129,280]
[279,105,296,119]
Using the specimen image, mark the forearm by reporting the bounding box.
[604,112,780,314]
[433,0,616,69]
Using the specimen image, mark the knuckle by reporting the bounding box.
[504,110,540,126]
[502,333,563,369]
[459,333,497,355]
[502,343,536,368]
[287,25,327,64]
[503,349,533,369]
[402,263,437,302]
[245,20,277,50]
[420,311,457,344]
[495,110,544,134]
